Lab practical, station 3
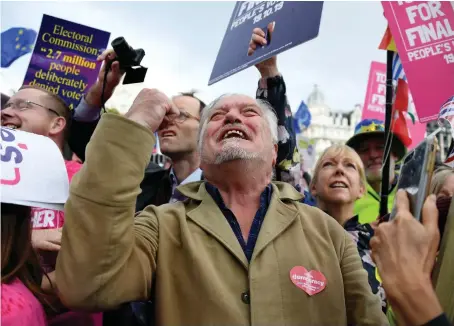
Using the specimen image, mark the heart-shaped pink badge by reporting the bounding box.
[290,266,327,296]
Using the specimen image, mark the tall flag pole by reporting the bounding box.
[380,49,394,218]
[378,22,415,217]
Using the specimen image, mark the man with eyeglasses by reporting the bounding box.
[136,91,207,210]
[2,85,71,149]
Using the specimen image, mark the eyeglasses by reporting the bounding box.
[3,100,61,117]
[167,110,200,124]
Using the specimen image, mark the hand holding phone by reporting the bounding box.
[389,135,438,221]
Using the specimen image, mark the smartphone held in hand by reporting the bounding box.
[390,134,438,221]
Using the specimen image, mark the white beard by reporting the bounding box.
[214,139,259,164]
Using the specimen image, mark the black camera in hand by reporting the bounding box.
[111,37,148,84]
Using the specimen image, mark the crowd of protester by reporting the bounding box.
[1,25,453,326]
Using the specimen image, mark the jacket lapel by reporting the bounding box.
[251,183,301,262]
[180,181,303,269]
[185,183,249,270]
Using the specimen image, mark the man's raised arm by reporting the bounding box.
[56,89,179,311]
[69,49,124,161]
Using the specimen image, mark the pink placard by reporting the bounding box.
[362,61,388,121]
[361,61,426,150]
[382,1,454,123]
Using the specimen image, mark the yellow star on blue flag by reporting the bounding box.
[1,27,37,68]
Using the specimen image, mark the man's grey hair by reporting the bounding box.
[197,93,278,152]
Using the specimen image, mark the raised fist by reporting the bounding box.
[125,89,179,132]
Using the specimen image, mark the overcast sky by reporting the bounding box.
[1,1,388,113]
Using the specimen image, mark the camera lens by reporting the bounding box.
[111,37,133,60]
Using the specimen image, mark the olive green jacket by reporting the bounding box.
[56,114,387,326]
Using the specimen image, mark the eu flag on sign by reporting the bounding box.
[1,27,37,68]
[293,100,312,134]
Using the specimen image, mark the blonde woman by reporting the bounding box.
[310,144,387,312]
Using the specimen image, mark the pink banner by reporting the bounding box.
[362,61,387,121]
[382,1,454,123]
[361,61,426,150]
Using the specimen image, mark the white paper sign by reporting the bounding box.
[1,127,69,210]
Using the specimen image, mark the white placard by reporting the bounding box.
[1,127,69,210]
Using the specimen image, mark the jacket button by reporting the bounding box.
[241,291,250,304]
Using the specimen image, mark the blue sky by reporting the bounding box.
[1,1,388,113]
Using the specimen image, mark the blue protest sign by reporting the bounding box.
[23,14,110,110]
[209,1,324,85]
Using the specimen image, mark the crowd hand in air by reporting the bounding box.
[370,190,441,326]
[85,49,125,107]
[248,22,278,78]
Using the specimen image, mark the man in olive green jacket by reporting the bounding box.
[56,89,387,325]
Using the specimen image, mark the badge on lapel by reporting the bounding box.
[290,266,327,296]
